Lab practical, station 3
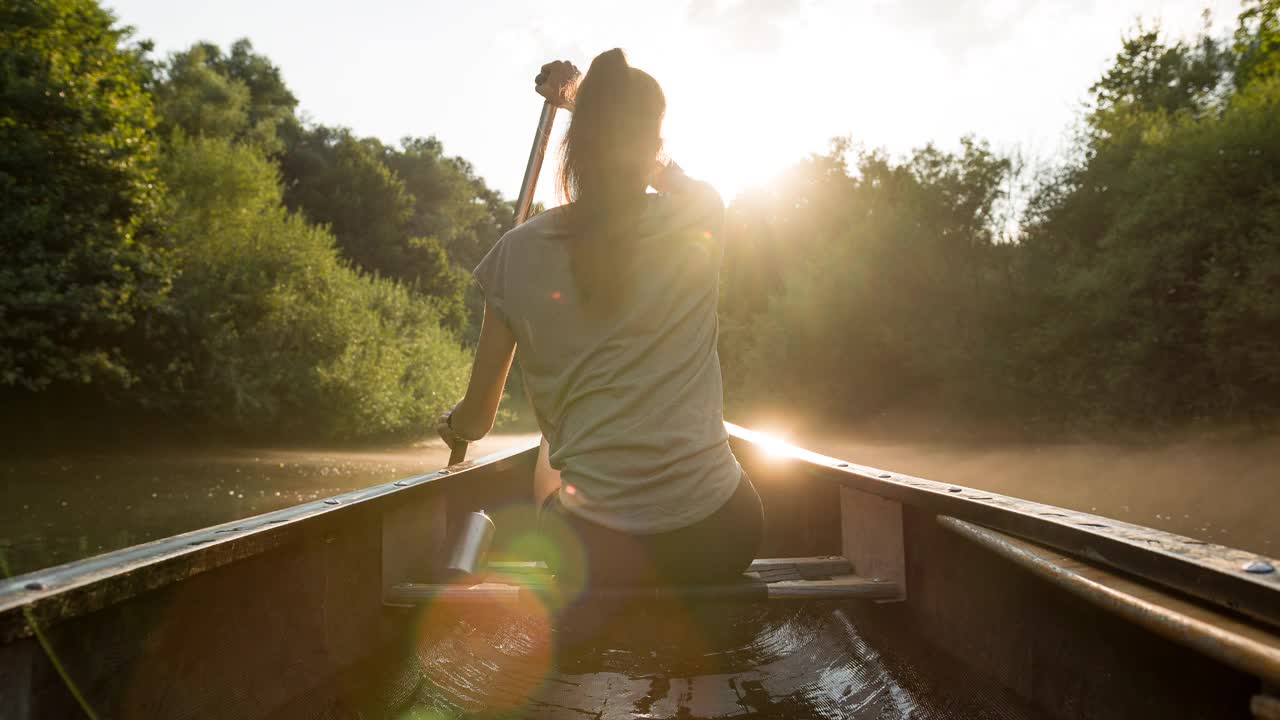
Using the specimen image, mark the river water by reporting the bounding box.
[1,430,1275,579]
[0,434,537,578]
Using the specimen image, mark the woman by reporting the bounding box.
[438,49,763,588]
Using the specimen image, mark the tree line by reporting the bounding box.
[719,1,1280,433]
[1,0,515,440]
[2,0,1277,442]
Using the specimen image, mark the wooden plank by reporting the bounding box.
[386,555,890,606]
[940,515,1280,685]
[766,575,900,600]
[482,556,852,580]
[388,582,525,606]
[840,487,906,601]
[747,556,851,578]
[387,574,898,605]
[485,560,548,575]
[386,580,769,605]
[381,488,447,591]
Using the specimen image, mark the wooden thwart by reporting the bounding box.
[385,556,901,606]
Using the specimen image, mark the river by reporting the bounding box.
[1,430,1275,579]
[0,434,537,578]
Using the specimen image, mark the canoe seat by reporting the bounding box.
[384,556,900,606]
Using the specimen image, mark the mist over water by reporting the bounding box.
[803,429,1278,557]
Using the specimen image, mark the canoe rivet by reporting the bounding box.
[837,463,849,468]
[948,487,962,493]
[878,473,892,479]
[393,481,409,487]
[24,581,44,591]
[1244,560,1275,574]
[323,499,340,506]
[438,469,451,476]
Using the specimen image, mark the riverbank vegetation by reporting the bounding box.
[2,0,500,441]
[2,0,1278,443]
[720,2,1280,434]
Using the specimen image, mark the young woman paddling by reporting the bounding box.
[438,49,763,588]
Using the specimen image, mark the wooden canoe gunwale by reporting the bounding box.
[0,437,541,643]
[723,423,1280,629]
[2,425,1277,640]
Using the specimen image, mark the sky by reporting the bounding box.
[106,0,1243,206]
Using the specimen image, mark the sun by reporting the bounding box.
[658,81,799,204]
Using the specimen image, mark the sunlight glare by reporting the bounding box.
[752,428,796,459]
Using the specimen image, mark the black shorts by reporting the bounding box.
[538,472,764,587]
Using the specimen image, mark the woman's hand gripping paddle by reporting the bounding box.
[441,60,579,466]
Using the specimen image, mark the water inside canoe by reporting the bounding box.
[354,601,1037,719]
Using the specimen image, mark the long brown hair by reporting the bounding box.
[558,49,665,309]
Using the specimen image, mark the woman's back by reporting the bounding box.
[474,180,741,534]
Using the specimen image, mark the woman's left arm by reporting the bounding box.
[438,303,516,444]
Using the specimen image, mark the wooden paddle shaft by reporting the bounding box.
[448,100,559,466]
[449,441,468,465]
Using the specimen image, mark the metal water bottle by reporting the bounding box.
[446,510,495,580]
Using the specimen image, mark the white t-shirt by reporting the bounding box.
[473,178,741,534]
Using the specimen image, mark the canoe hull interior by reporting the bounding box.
[0,430,1274,719]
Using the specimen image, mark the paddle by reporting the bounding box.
[447,98,560,467]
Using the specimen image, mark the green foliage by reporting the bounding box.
[1236,0,1280,87]
[8,0,1279,441]
[153,39,296,152]
[1013,11,1280,423]
[157,137,468,438]
[0,0,169,391]
[279,125,510,333]
[722,140,1013,418]
[152,38,511,337]
[387,137,514,273]
[723,3,1280,430]
[1,15,479,440]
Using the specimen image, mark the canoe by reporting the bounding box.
[1,423,1277,719]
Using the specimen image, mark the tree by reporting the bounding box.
[1013,9,1280,423]
[386,136,513,272]
[156,136,469,438]
[1235,0,1280,88]
[721,140,1013,420]
[153,39,296,152]
[279,126,504,333]
[0,0,169,392]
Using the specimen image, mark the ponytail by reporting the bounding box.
[558,49,665,311]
